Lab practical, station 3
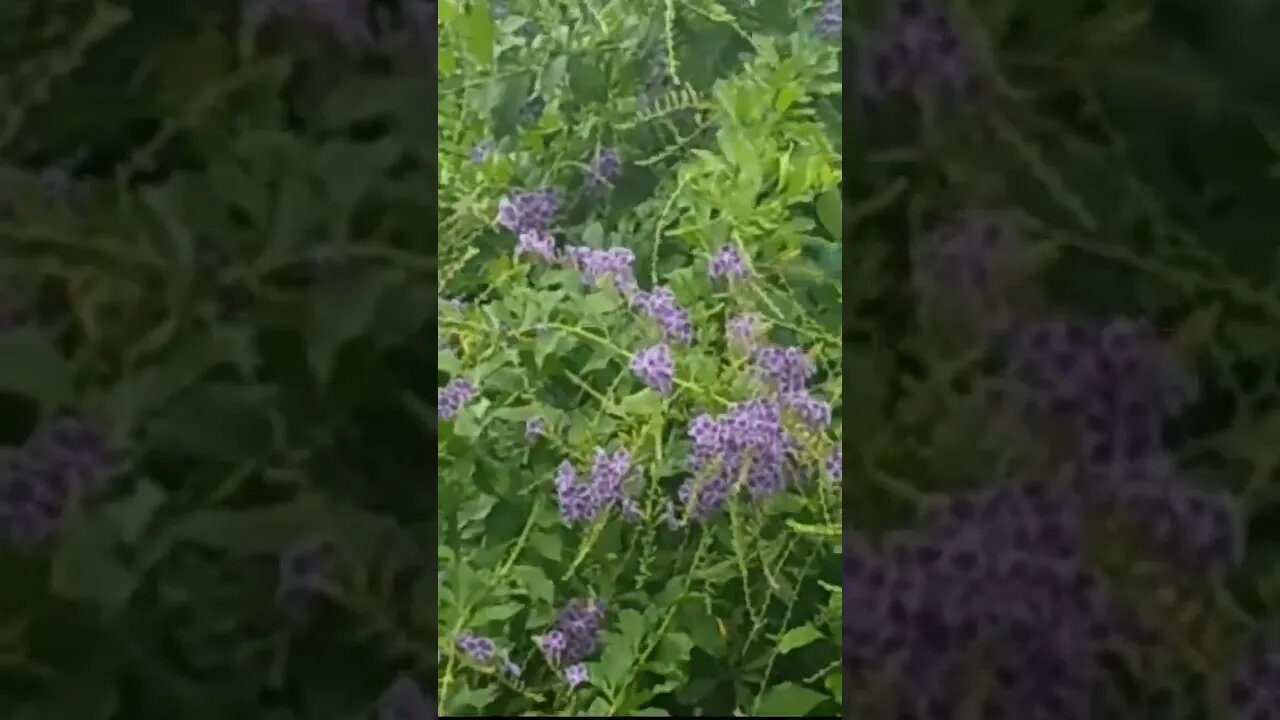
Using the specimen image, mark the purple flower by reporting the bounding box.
[0,452,68,550]
[438,378,476,420]
[540,598,607,666]
[630,343,675,395]
[753,345,816,393]
[538,629,567,664]
[708,244,750,282]
[563,246,638,295]
[679,398,803,517]
[1226,625,1280,720]
[503,659,522,678]
[825,448,841,482]
[586,147,622,191]
[782,391,831,428]
[497,188,560,234]
[525,417,544,440]
[470,139,494,163]
[515,229,557,262]
[816,0,842,39]
[856,0,985,115]
[0,416,123,550]
[844,483,1144,717]
[553,450,640,524]
[564,663,589,690]
[909,213,1019,337]
[24,416,122,495]
[726,313,762,348]
[632,287,694,344]
[277,538,336,623]
[456,631,497,664]
[378,675,431,720]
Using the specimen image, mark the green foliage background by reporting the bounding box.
[437,0,842,716]
[845,0,1280,716]
[1,1,439,718]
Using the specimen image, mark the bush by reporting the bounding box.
[437,0,843,716]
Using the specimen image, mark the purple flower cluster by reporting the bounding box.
[378,675,431,720]
[997,316,1197,473]
[563,246,638,294]
[1226,626,1280,720]
[782,391,832,429]
[1098,465,1243,577]
[0,416,121,550]
[726,312,762,349]
[632,287,694,344]
[470,139,494,163]
[995,315,1240,575]
[515,229,557,263]
[824,447,841,482]
[844,482,1144,719]
[456,631,497,663]
[707,244,750,282]
[586,147,622,191]
[910,213,1019,336]
[553,449,641,524]
[753,344,816,393]
[277,537,335,622]
[630,343,675,395]
[856,0,986,115]
[438,378,476,420]
[680,399,799,517]
[537,598,606,667]
[497,188,560,235]
[816,0,842,39]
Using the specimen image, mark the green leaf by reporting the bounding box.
[306,270,391,386]
[776,623,824,655]
[166,498,327,555]
[459,1,496,69]
[530,531,562,561]
[753,683,829,717]
[654,632,693,667]
[50,516,139,615]
[471,602,523,625]
[146,383,275,460]
[511,565,554,606]
[815,188,841,239]
[99,480,165,545]
[615,388,662,417]
[582,221,605,248]
[112,326,256,427]
[0,328,75,410]
[593,637,635,692]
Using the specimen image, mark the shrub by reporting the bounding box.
[437,0,843,715]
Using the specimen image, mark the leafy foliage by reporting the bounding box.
[438,0,842,716]
[0,1,440,718]
[846,0,1280,718]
